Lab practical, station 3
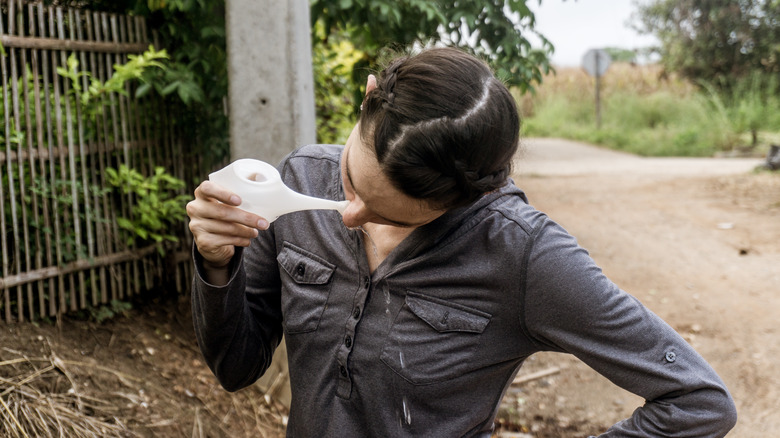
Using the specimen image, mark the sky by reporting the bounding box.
[527,0,660,67]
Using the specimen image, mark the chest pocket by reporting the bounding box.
[277,242,336,334]
[380,291,491,385]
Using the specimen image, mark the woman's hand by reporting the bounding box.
[187,180,269,272]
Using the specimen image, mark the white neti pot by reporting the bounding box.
[209,159,349,223]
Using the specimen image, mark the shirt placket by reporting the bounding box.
[336,272,371,398]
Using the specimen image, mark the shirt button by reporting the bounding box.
[296,263,305,277]
[353,307,361,319]
[345,335,352,348]
[339,365,347,377]
[665,351,677,363]
[363,276,370,289]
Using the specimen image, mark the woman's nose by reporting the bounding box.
[341,198,372,228]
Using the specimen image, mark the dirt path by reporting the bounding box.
[497,138,780,437]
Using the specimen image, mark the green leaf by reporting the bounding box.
[161,81,181,96]
[200,25,225,39]
[67,53,79,72]
[117,217,133,231]
[136,82,153,98]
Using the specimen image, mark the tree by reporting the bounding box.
[311,0,554,92]
[310,0,555,142]
[632,0,780,87]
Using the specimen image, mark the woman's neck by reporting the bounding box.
[360,223,416,273]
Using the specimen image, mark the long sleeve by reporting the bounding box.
[191,229,283,392]
[521,217,737,437]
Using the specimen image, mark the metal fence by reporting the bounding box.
[0,0,196,323]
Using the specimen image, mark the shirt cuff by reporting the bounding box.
[192,243,244,289]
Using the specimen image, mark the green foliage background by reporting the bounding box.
[46,0,554,158]
[43,0,780,160]
[633,0,780,89]
[45,0,230,164]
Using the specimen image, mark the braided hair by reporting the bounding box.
[358,47,520,210]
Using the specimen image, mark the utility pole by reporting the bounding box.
[226,0,316,165]
[225,0,317,408]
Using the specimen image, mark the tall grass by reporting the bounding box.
[518,63,779,157]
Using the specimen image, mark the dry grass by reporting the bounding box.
[515,62,743,156]
[0,333,288,438]
[518,62,697,118]
[0,348,132,438]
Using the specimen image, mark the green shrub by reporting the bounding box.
[105,165,190,251]
[520,63,778,157]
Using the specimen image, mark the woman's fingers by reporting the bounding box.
[189,216,258,244]
[187,180,269,267]
[189,181,268,230]
[196,180,241,206]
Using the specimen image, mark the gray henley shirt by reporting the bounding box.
[191,144,736,437]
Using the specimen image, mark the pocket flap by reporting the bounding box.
[405,292,490,334]
[278,242,335,285]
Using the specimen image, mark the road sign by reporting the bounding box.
[582,49,611,77]
[581,49,612,129]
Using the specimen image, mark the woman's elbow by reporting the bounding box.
[715,392,738,435]
[696,387,737,436]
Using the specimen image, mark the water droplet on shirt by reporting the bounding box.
[384,283,391,315]
[402,397,412,425]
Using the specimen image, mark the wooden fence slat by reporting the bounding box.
[87,10,108,304]
[40,4,64,319]
[51,6,71,315]
[0,139,158,163]
[0,246,185,289]
[109,12,140,298]
[0,35,148,53]
[92,10,120,302]
[75,9,97,307]
[68,8,92,310]
[16,0,39,321]
[64,7,84,311]
[1,2,11,322]
[29,2,54,320]
[56,6,81,312]
[84,12,107,305]
[109,12,127,301]
[4,0,23,322]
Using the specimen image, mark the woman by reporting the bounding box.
[187,47,736,437]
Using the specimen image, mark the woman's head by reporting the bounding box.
[358,47,520,211]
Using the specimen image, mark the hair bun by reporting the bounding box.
[473,168,509,191]
[455,160,508,194]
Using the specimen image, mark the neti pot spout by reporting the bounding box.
[208,159,349,223]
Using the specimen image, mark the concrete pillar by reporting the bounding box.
[225,0,316,408]
[226,0,316,166]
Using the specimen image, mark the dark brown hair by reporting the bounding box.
[359,47,520,210]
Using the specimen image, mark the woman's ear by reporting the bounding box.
[366,74,377,95]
